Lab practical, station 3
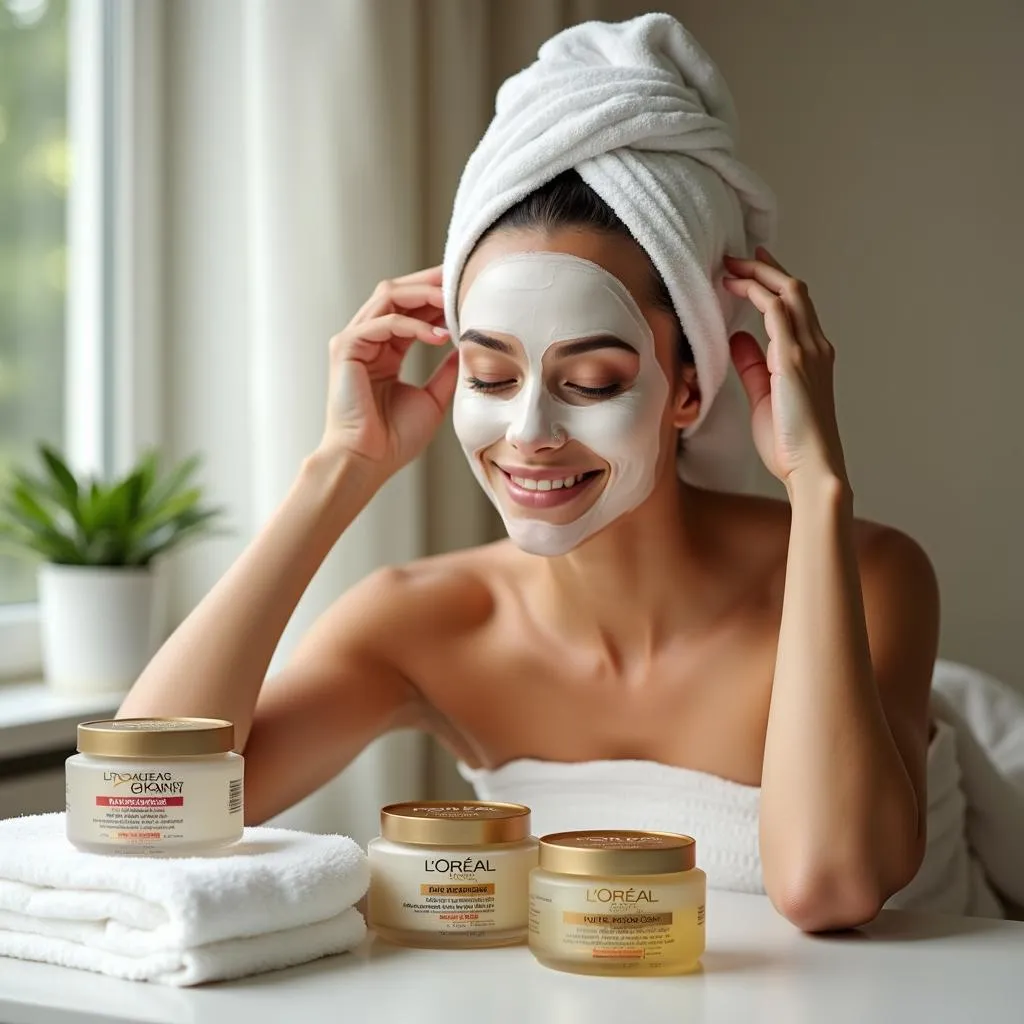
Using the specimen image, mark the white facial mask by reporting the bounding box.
[453,252,669,556]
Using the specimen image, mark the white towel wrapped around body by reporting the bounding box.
[463,660,1024,919]
[0,814,369,985]
[926,660,1024,915]
[443,13,778,492]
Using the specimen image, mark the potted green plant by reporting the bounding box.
[0,445,225,694]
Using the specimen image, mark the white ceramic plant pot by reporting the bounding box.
[38,564,159,695]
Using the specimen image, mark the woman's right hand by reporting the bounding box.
[321,266,460,481]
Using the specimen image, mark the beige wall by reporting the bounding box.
[581,0,1023,688]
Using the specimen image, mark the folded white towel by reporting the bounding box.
[443,13,777,492]
[0,813,369,985]
[0,906,365,987]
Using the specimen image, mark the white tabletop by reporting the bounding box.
[0,890,1022,1024]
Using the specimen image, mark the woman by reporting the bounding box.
[119,20,938,933]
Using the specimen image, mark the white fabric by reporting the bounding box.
[461,660,1024,918]
[928,660,1024,913]
[0,908,365,988]
[883,718,1003,917]
[443,12,777,492]
[464,751,766,894]
[165,0,437,843]
[0,814,369,985]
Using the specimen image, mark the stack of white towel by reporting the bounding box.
[0,813,369,986]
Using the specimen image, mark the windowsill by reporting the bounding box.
[0,680,121,759]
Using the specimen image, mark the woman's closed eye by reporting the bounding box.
[466,375,516,393]
[564,380,625,399]
[466,376,627,399]
[553,350,638,402]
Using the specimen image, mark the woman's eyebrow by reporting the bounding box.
[459,329,514,354]
[553,336,638,357]
[459,330,637,357]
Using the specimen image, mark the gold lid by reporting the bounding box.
[77,718,235,758]
[538,830,696,876]
[380,801,532,846]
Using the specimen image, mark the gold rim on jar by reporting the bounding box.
[76,718,235,758]
[538,830,696,876]
[380,801,532,846]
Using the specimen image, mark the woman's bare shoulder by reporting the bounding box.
[349,540,521,639]
[696,486,934,585]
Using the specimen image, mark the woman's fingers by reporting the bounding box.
[354,313,450,346]
[756,246,829,350]
[723,251,791,291]
[337,314,451,368]
[352,279,445,325]
[393,265,443,286]
[724,249,823,351]
[729,331,771,413]
[752,245,788,275]
[722,277,799,362]
[423,349,460,411]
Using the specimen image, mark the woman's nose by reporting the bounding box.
[505,388,565,453]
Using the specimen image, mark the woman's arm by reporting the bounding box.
[760,477,937,931]
[118,267,459,820]
[725,247,937,931]
[118,451,379,744]
[235,565,434,824]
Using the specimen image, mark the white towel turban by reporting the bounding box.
[443,13,778,490]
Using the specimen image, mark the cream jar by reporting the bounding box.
[367,801,538,948]
[65,718,244,855]
[529,830,706,976]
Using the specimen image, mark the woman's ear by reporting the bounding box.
[672,365,701,430]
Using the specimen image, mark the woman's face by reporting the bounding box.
[454,228,696,556]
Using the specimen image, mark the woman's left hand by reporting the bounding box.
[723,246,848,491]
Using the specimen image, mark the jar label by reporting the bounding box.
[369,846,535,937]
[529,884,705,969]
[66,762,243,852]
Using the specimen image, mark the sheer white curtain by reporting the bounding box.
[236,0,429,841]
[162,0,598,843]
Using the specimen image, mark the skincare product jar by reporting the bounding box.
[65,718,244,855]
[528,830,705,976]
[367,801,538,948]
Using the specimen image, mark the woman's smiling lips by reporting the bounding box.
[492,463,604,509]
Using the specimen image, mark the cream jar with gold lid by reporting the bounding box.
[528,830,705,975]
[367,801,538,948]
[65,718,244,855]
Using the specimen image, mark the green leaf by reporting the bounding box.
[80,479,127,535]
[10,483,59,531]
[75,480,102,536]
[142,454,202,516]
[107,475,138,529]
[39,444,80,516]
[83,530,128,565]
[126,465,149,520]
[10,471,77,540]
[0,505,85,563]
[136,449,160,501]
[131,487,203,541]
[12,467,62,507]
[0,446,223,567]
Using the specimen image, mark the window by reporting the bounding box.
[0,0,162,678]
[0,0,69,608]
